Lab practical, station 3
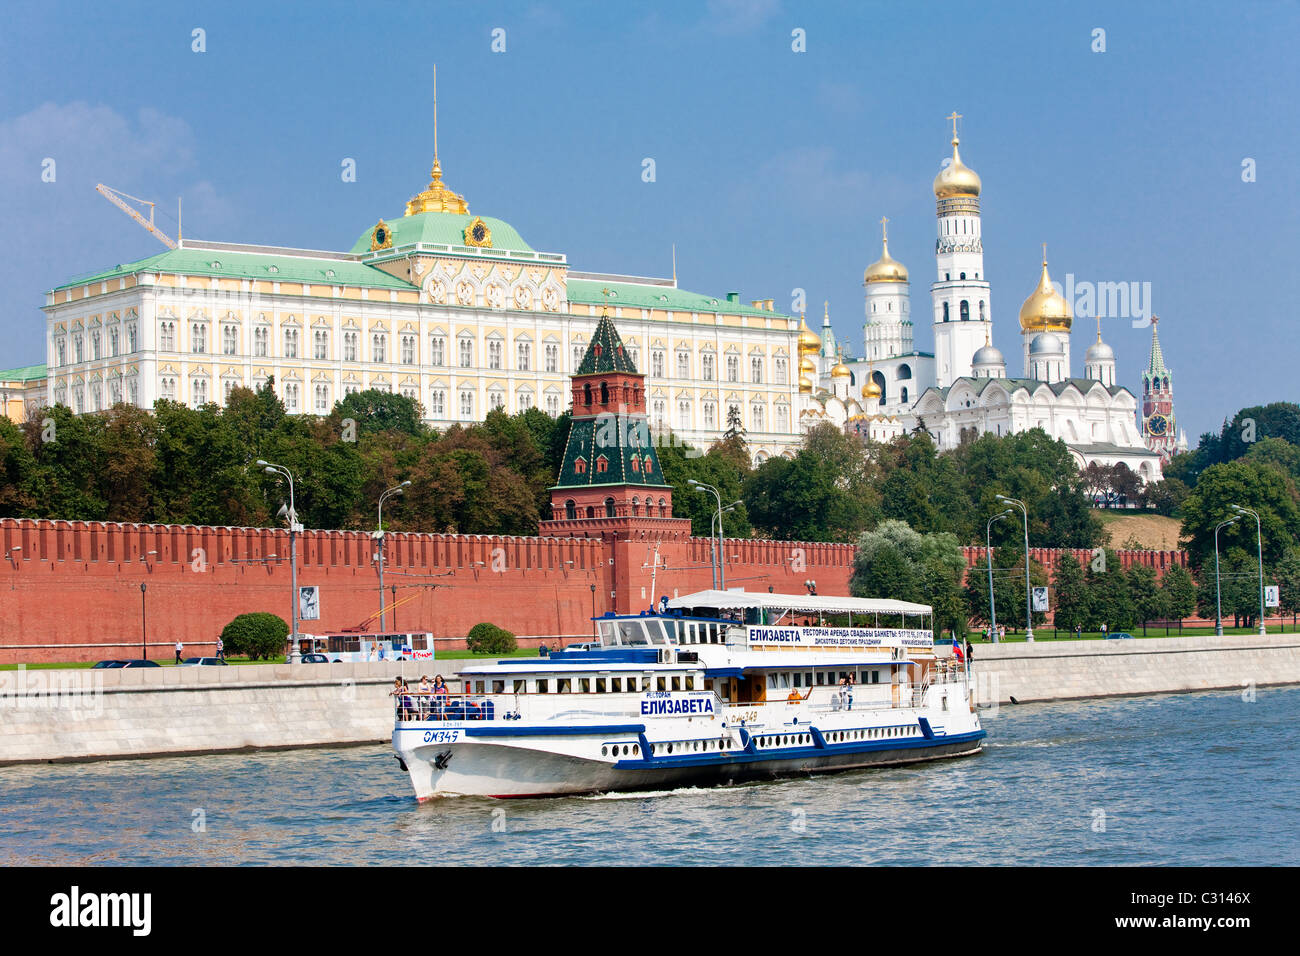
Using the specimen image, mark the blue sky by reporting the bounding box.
[1,0,1295,441]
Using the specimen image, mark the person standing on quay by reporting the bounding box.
[216,636,225,661]
[174,640,183,664]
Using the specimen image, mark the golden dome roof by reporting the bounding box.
[1018,254,1073,333]
[799,354,817,375]
[798,374,814,393]
[405,158,470,216]
[830,347,850,379]
[864,221,909,284]
[797,316,821,354]
[861,378,882,399]
[933,138,981,200]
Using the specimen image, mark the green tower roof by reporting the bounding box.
[575,313,638,375]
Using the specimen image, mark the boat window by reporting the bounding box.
[474,680,486,694]
[599,621,619,646]
[537,679,549,694]
[816,672,826,686]
[492,680,505,694]
[703,678,713,693]
[685,675,695,691]
[671,676,681,691]
[618,621,648,646]
[657,676,667,691]
[557,678,571,694]
[596,678,607,693]
[627,676,639,692]
[579,678,591,693]
[793,673,801,688]
[611,677,622,693]
[513,680,525,694]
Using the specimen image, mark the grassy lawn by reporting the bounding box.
[963,624,1286,643]
[0,648,546,670]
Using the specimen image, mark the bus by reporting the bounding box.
[298,632,434,663]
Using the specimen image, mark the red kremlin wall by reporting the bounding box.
[0,519,1189,664]
[0,518,855,664]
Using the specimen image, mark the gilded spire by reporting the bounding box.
[1147,315,1168,377]
[405,65,470,216]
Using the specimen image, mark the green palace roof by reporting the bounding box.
[567,279,791,318]
[55,247,418,293]
[0,363,46,382]
[350,211,535,255]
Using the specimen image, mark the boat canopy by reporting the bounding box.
[666,589,932,616]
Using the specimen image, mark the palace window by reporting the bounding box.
[460,389,474,418]
[126,323,137,353]
[751,401,765,430]
[651,349,664,377]
[651,399,666,427]
[109,328,119,357]
[255,327,270,357]
[942,302,949,322]
[159,377,176,401]
[776,403,790,432]
[751,356,763,384]
[223,326,238,355]
[572,344,583,370]
[429,388,445,417]
[314,329,329,360]
[703,400,716,429]
[430,335,445,366]
[775,356,787,384]
[284,327,298,358]
[91,382,102,411]
[284,382,299,412]
[314,384,330,413]
[371,333,386,363]
[676,350,689,378]
[545,393,560,417]
[459,336,474,367]
[517,342,531,371]
[191,323,206,354]
[979,301,986,321]
[488,340,503,370]
[158,323,174,352]
[726,355,739,382]
[677,400,691,430]
[545,343,558,373]
[127,377,138,404]
[518,390,532,412]
[401,334,416,365]
[488,388,504,411]
[56,338,66,366]
[701,353,714,381]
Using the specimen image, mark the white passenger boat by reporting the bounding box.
[392,590,985,799]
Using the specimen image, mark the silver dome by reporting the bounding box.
[1085,339,1115,363]
[972,343,1005,366]
[1029,331,1064,355]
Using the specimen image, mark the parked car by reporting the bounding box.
[92,660,126,668]
[180,657,227,666]
[562,642,599,652]
[119,659,160,667]
[299,653,333,663]
[1105,632,1135,640]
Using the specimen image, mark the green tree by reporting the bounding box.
[465,623,517,655]
[21,404,107,520]
[1051,552,1090,634]
[1126,562,1167,625]
[333,388,425,437]
[1160,563,1197,622]
[1085,550,1136,630]
[98,404,158,521]
[1179,459,1300,569]
[221,612,288,660]
[0,415,41,517]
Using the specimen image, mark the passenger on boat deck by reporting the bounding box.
[787,687,801,703]
[433,675,449,698]
[419,675,432,694]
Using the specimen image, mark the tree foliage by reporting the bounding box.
[465,622,517,655]
[221,612,288,660]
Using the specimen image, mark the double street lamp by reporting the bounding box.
[995,494,1034,642]
[1230,504,1267,636]
[256,460,302,663]
[376,480,411,631]
[1213,516,1240,636]
[689,479,734,590]
[986,509,1014,643]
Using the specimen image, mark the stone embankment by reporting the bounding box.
[3,635,1298,765]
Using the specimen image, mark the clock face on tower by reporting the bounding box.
[1146,413,1169,437]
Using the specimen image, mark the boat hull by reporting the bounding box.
[395,727,986,799]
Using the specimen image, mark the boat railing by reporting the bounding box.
[394,690,639,724]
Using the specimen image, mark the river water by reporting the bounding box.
[2,686,1296,866]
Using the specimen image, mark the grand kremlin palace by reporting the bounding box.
[41,151,805,464]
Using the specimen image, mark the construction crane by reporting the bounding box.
[95,183,179,249]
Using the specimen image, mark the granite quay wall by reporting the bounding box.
[0,518,854,664]
[967,633,1300,706]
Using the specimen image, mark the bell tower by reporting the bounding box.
[1140,315,1179,460]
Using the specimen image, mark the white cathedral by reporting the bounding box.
[801,119,1181,485]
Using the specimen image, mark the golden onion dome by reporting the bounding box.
[797,316,821,354]
[933,138,981,200]
[863,236,908,284]
[861,378,882,399]
[799,354,817,375]
[831,360,851,379]
[1018,256,1073,333]
[798,374,814,393]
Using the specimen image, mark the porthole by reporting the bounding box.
[623,745,630,756]
[601,746,608,756]
[667,744,673,754]
[632,744,640,755]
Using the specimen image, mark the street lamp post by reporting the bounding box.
[256,460,302,663]
[689,480,724,589]
[377,480,411,632]
[1214,516,1240,636]
[590,583,597,641]
[140,582,147,660]
[986,509,1013,643]
[996,495,1034,642]
[1231,505,1267,636]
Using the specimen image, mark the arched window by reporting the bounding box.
[979,301,986,321]
[960,300,970,321]
[574,457,587,474]
[586,506,594,518]
[631,496,640,516]
[901,387,909,403]
[583,383,592,406]
[897,364,912,380]
[942,302,949,322]
[872,371,887,404]
[960,272,966,280]
[600,381,609,404]
[658,497,667,517]
[565,499,576,520]
[605,497,616,518]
